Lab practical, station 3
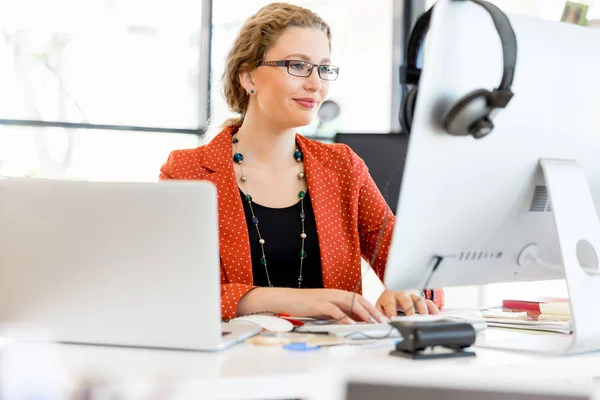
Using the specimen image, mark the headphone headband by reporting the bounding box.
[399,6,433,86]
[400,0,517,93]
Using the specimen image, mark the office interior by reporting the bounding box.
[2,0,600,398]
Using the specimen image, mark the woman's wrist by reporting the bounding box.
[237,287,293,316]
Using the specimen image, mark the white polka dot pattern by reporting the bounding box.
[159,125,444,320]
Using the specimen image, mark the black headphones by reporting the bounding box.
[400,0,517,139]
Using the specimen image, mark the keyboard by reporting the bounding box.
[294,322,400,338]
[294,314,487,337]
[294,315,444,337]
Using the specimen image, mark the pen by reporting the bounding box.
[283,343,320,351]
[277,314,318,321]
[277,313,305,326]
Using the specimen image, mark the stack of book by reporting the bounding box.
[483,297,572,334]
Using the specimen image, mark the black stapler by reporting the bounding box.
[388,319,477,360]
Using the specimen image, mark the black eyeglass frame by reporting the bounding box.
[258,60,339,81]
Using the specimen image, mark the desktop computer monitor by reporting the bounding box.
[383,0,600,355]
[335,133,409,211]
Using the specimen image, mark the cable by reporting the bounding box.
[380,138,408,210]
[312,171,395,326]
[338,149,409,324]
[340,145,447,324]
[343,326,398,340]
[421,256,443,291]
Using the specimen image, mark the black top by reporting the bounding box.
[240,189,324,289]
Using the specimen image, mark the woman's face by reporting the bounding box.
[247,27,332,129]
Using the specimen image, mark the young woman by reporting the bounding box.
[160,2,443,323]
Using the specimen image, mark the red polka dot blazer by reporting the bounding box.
[160,125,444,320]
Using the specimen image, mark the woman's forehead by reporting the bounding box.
[265,27,330,61]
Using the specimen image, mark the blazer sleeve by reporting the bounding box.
[159,150,257,320]
[220,267,257,321]
[353,152,395,282]
[352,151,445,309]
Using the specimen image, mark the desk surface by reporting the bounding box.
[11,328,599,400]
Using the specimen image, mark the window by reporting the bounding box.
[425,0,600,22]
[0,0,208,181]
[2,0,399,180]
[0,126,199,181]
[210,0,395,139]
[0,0,207,129]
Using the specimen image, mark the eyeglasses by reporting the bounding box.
[258,60,339,81]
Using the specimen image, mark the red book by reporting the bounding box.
[502,297,568,312]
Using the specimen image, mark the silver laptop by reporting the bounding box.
[0,178,260,351]
[344,380,598,400]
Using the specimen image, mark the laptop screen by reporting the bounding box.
[346,383,591,400]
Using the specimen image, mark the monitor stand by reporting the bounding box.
[480,158,600,356]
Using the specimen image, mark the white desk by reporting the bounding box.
[16,328,600,399]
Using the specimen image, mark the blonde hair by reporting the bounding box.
[221,2,332,127]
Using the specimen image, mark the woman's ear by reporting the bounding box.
[239,70,256,95]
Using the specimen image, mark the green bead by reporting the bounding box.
[245,194,252,202]
[299,250,307,259]
[298,191,306,199]
[260,256,267,265]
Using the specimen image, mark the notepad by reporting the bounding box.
[484,319,572,334]
[482,310,528,320]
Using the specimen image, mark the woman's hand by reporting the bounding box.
[375,290,439,319]
[237,287,385,324]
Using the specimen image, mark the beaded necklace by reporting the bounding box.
[232,133,307,288]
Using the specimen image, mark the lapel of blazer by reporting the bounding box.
[201,126,253,286]
[297,135,349,291]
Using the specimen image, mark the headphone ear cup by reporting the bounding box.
[441,89,494,138]
[401,87,418,134]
